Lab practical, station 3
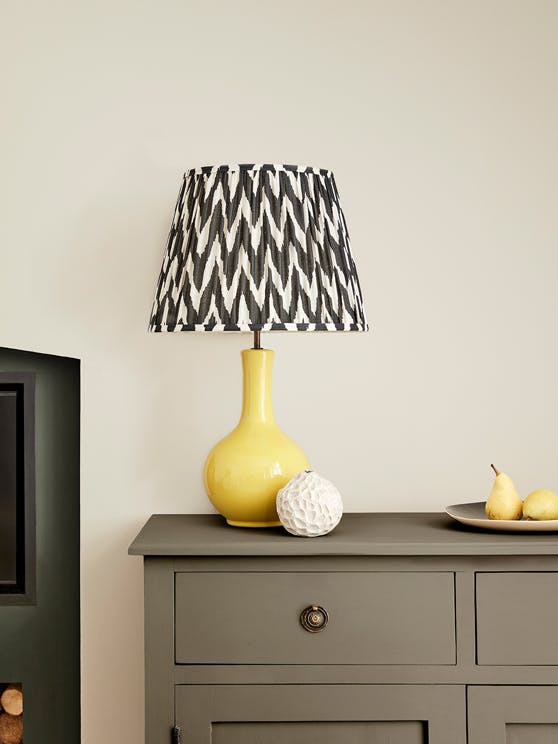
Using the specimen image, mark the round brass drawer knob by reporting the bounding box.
[300,605,329,632]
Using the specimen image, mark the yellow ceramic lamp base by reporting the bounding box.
[204,348,310,527]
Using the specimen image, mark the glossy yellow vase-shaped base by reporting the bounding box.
[204,348,310,527]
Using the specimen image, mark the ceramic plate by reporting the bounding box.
[445,501,558,532]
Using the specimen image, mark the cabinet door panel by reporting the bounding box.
[176,684,466,744]
[213,721,425,744]
[468,687,558,744]
[506,724,558,744]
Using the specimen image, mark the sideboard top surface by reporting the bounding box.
[128,512,558,556]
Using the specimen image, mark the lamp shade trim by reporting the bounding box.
[185,163,334,178]
[149,164,368,333]
[151,322,365,332]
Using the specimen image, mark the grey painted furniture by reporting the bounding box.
[0,347,80,743]
[129,513,558,744]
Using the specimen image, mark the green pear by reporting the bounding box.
[485,464,523,520]
[523,489,558,520]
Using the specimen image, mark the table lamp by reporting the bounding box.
[149,164,367,527]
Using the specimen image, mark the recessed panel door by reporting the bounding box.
[175,684,466,744]
[468,686,558,744]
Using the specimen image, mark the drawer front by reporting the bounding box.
[175,571,456,665]
[476,572,558,665]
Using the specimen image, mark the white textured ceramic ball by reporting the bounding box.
[276,470,343,537]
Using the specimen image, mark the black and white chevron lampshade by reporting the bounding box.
[149,164,367,332]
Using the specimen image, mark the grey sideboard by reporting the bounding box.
[129,512,558,744]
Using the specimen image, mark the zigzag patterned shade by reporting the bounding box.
[149,164,368,332]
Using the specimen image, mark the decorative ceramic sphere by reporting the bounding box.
[276,470,343,537]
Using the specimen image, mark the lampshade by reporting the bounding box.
[149,164,367,333]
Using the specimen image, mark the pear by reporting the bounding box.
[485,464,523,520]
[523,489,558,520]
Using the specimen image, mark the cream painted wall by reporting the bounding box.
[1,0,557,741]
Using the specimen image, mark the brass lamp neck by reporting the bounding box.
[253,330,261,349]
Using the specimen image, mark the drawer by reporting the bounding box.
[476,572,558,665]
[175,571,456,665]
